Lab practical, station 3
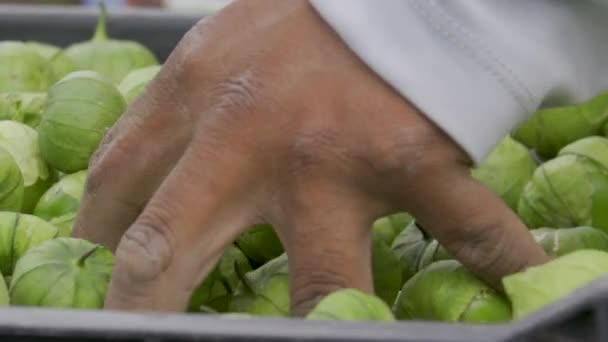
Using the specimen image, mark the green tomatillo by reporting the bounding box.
[38,70,126,173]
[64,4,159,84]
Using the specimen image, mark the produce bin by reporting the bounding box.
[1,4,607,342]
[0,276,607,342]
[0,4,201,61]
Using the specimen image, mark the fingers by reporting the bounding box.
[104,124,259,311]
[403,165,549,290]
[72,69,196,251]
[275,179,378,317]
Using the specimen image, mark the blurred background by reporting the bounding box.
[0,0,233,12]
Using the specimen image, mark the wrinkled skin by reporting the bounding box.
[73,0,548,316]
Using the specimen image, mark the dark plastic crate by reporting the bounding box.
[1,4,607,342]
[0,4,202,61]
[0,276,608,342]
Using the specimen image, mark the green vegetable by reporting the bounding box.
[389,221,451,284]
[235,225,284,266]
[559,135,608,168]
[416,239,452,271]
[10,237,114,309]
[118,65,161,104]
[25,42,77,82]
[0,41,53,92]
[0,270,7,306]
[372,212,413,246]
[503,250,608,319]
[0,147,24,211]
[517,154,608,232]
[389,213,413,233]
[390,221,430,283]
[0,121,50,213]
[229,254,289,317]
[38,71,126,172]
[0,212,59,276]
[21,171,57,214]
[531,226,608,257]
[49,213,78,238]
[188,245,252,313]
[64,4,158,83]
[34,170,87,236]
[471,135,536,210]
[307,289,395,322]
[393,260,511,323]
[0,92,46,128]
[513,90,608,159]
[371,230,402,305]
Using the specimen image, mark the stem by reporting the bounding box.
[92,1,109,42]
[78,245,100,267]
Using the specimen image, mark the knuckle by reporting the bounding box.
[373,133,431,179]
[291,269,347,316]
[286,129,339,175]
[212,69,261,113]
[290,246,353,316]
[171,20,208,70]
[116,219,175,283]
[444,219,507,271]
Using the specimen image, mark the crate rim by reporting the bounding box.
[0,4,206,21]
[0,276,607,342]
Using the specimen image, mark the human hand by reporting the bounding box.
[73,0,548,315]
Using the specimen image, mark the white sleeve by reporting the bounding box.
[309,0,608,163]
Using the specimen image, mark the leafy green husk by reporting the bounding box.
[518,154,608,232]
[34,170,87,221]
[306,288,395,322]
[0,212,59,276]
[0,270,7,306]
[558,136,608,169]
[0,121,50,213]
[471,135,537,210]
[49,212,78,238]
[390,221,431,284]
[229,254,289,317]
[33,170,87,237]
[25,42,77,82]
[0,41,53,92]
[530,226,608,258]
[0,92,47,128]
[393,260,511,323]
[188,245,252,313]
[371,231,402,305]
[372,212,413,247]
[38,71,126,173]
[235,225,284,266]
[513,90,608,159]
[10,237,114,308]
[417,239,453,271]
[118,65,162,104]
[21,170,57,214]
[0,147,24,211]
[503,250,608,319]
[64,4,158,84]
[0,121,48,188]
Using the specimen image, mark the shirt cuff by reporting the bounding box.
[309,0,538,164]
